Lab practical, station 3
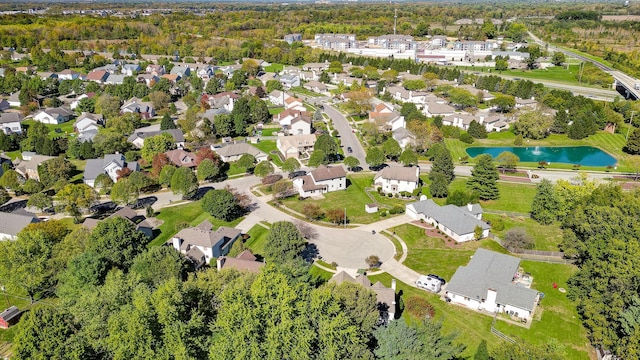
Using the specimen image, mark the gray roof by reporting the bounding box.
[446,249,539,312]
[0,112,23,124]
[0,306,21,322]
[408,199,489,235]
[374,166,418,183]
[84,154,135,181]
[77,129,98,143]
[174,224,241,249]
[0,212,39,237]
[214,143,266,159]
[127,129,184,144]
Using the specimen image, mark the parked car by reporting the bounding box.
[288,170,307,179]
[428,274,446,285]
[347,146,353,153]
[416,275,442,293]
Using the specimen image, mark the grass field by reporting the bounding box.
[149,201,244,246]
[252,140,283,166]
[260,127,281,136]
[268,107,284,115]
[22,119,76,139]
[291,86,322,98]
[445,130,633,172]
[244,224,270,257]
[483,213,564,251]
[263,63,284,73]
[460,64,589,86]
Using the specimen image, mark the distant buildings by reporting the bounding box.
[368,35,417,51]
[284,33,302,44]
[314,34,358,50]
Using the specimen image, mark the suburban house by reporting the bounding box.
[284,97,306,111]
[0,212,40,241]
[127,129,185,149]
[446,248,540,321]
[85,70,109,83]
[515,97,538,110]
[392,127,416,150]
[57,69,80,80]
[0,113,23,134]
[15,153,55,181]
[121,97,156,119]
[269,90,290,106]
[165,148,197,168]
[82,207,154,238]
[423,101,455,118]
[0,306,22,329]
[406,198,490,242]
[145,64,166,76]
[284,33,302,44]
[303,80,328,94]
[74,112,103,133]
[293,165,346,197]
[279,74,301,89]
[276,109,312,135]
[275,109,310,127]
[303,62,329,72]
[213,143,268,163]
[122,63,141,76]
[369,103,405,131]
[314,33,358,50]
[197,66,217,80]
[169,220,242,268]
[0,99,10,111]
[330,271,397,323]
[277,134,317,159]
[83,153,139,188]
[216,249,265,273]
[373,166,420,195]
[170,65,191,79]
[204,92,240,112]
[33,107,74,125]
[137,74,159,86]
[70,93,95,110]
[6,92,20,107]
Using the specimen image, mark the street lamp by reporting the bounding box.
[1,285,9,307]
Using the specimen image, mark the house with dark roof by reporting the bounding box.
[293,165,346,197]
[127,129,185,149]
[169,220,242,268]
[0,306,22,329]
[445,248,540,321]
[406,198,490,242]
[330,271,397,323]
[216,249,265,273]
[83,206,154,238]
[0,212,40,240]
[0,99,11,111]
[165,148,197,168]
[374,166,420,195]
[213,143,268,163]
[83,154,139,188]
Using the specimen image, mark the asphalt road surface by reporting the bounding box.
[322,103,367,166]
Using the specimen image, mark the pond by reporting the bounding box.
[465,146,617,167]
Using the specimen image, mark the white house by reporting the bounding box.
[406,198,490,242]
[83,154,139,188]
[276,134,317,159]
[284,97,305,111]
[120,97,155,119]
[170,220,242,268]
[0,212,40,241]
[293,165,346,197]
[373,166,420,195]
[369,104,405,132]
[57,69,80,80]
[121,63,141,76]
[303,80,328,94]
[127,129,185,149]
[445,248,540,322]
[279,74,301,89]
[74,112,103,133]
[269,90,290,106]
[0,113,23,134]
[213,143,268,163]
[70,93,95,110]
[289,116,312,136]
[15,153,55,181]
[392,127,416,150]
[33,107,74,125]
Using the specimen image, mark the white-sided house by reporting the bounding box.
[373,166,420,195]
[284,97,305,111]
[293,165,346,197]
[0,113,23,134]
[279,74,300,89]
[276,134,317,159]
[423,100,455,118]
[0,212,40,241]
[303,80,328,94]
[57,69,80,81]
[84,154,139,188]
[445,248,540,321]
[406,198,490,242]
[268,90,290,106]
[33,107,74,125]
[127,129,185,149]
[392,127,416,150]
[289,116,312,135]
[169,220,242,268]
[74,113,103,134]
[213,143,268,163]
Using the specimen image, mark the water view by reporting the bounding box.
[465,146,617,167]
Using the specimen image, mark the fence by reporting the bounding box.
[490,327,517,344]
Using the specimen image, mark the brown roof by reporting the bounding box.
[299,174,327,192]
[196,220,214,231]
[82,218,101,230]
[212,91,240,99]
[236,249,257,261]
[374,166,419,183]
[173,225,241,249]
[285,97,303,105]
[86,70,107,81]
[165,149,196,168]
[219,256,265,273]
[310,165,346,182]
[110,206,137,220]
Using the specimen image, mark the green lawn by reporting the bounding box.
[264,63,284,73]
[309,265,334,283]
[149,201,244,246]
[291,86,322,98]
[446,130,634,172]
[226,162,249,177]
[22,119,76,139]
[253,140,283,166]
[268,107,284,115]
[483,213,564,251]
[461,64,593,86]
[391,223,507,280]
[280,174,397,224]
[244,224,270,257]
[260,127,281,136]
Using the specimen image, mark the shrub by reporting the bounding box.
[389,208,397,215]
[365,255,381,268]
[405,296,435,319]
[460,133,474,144]
[491,217,505,231]
[262,174,283,185]
[393,206,404,214]
[377,186,382,193]
[412,188,422,197]
[503,228,534,252]
[379,211,388,217]
[387,193,393,198]
[175,221,190,232]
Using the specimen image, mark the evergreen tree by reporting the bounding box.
[429,172,449,198]
[474,340,489,360]
[160,113,176,130]
[530,179,559,225]
[467,154,500,200]
[550,110,569,134]
[429,144,454,183]
[467,120,488,139]
[624,128,640,155]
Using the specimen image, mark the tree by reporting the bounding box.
[467,120,487,139]
[95,93,121,119]
[344,156,360,171]
[365,255,381,268]
[141,133,175,162]
[474,225,484,240]
[314,134,339,158]
[272,179,294,200]
[513,110,554,139]
[382,138,402,160]
[446,189,479,206]
[149,91,171,111]
[170,167,198,199]
[429,172,449,198]
[27,192,51,212]
[254,161,274,177]
[490,94,516,113]
[0,169,23,190]
[281,157,301,173]
[159,165,177,187]
[302,203,324,220]
[308,150,328,168]
[265,79,283,93]
[514,134,524,146]
[160,113,176,130]
[403,80,426,91]
[530,179,559,225]
[506,22,528,42]
[449,88,478,109]
[201,189,239,221]
[495,151,519,173]
[624,128,640,155]
[328,61,343,74]
[366,147,385,168]
[474,340,489,360]
[56,183,98,221]
[467,154,500,200]
[495,58,508,72]
[110,178,139,206]
[326,208,347,225]
[374,318,424,359]
[88,216,148,269]
[503,228,534,252]
[551,52,566,66]
[264,221,306,263]
[237,153,256,171]
[38,157,75,188]
[429,144,454,183]
[398,149,418,166]
[197,158,220,181]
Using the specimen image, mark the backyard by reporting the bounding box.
[252,140,283,166]
[22,119,76,140]
[483,213,564,251]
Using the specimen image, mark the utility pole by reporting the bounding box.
[626,110,636,140]
[393,9,397,35]
[1,286,9,307]
[578,61,584,83]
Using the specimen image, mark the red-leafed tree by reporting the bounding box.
[152,153,170,177]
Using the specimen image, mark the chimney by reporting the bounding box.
[171,237,182,251]
[467,203,473,212]
[216,256,225,271]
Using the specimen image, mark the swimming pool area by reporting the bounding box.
[465,146,617,167]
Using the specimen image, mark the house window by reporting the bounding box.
[464,297,470,301]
